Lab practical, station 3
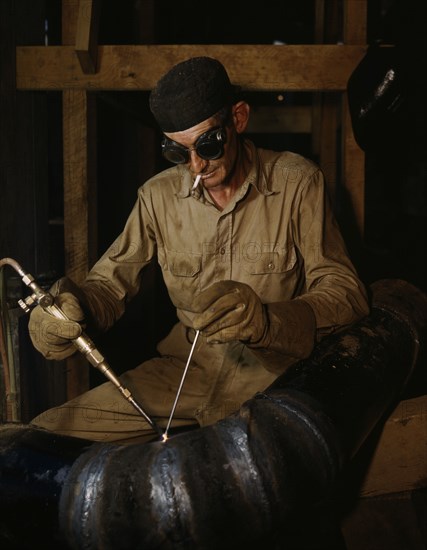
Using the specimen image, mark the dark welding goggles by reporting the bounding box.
[161,127,227,164]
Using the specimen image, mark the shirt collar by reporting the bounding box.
[244,140,277,196]
[175,166,195,199]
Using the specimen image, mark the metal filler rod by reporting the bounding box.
[162,329,200,442]
[161,174,202,442]
[0,257,162,437]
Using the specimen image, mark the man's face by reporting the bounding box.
[163,114,239,191]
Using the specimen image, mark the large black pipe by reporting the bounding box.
[57,279,427,550]
[0,279,426,549]
[0,425,90,549]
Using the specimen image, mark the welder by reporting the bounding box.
[28,56,369,444]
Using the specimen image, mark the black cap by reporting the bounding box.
[149,57,236,132]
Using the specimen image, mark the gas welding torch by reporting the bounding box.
[0,257,162,436]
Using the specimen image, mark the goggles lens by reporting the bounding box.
[161,127,227,164]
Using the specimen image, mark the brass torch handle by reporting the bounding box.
[0,257,161,436]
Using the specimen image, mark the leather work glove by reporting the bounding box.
[28,277,86,360]
[192,280,318,374]
[192,280,268,345]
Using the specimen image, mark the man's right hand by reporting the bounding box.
[28,278,85,360]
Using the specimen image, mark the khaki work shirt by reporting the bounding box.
[83,140,368,383]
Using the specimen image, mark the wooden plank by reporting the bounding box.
[16,44,367,91]
[75,0,101,74]
[355,395,427,497]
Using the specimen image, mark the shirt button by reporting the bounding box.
[268,262,275,270]
[220,248,226,255]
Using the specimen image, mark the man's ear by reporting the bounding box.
[232,101,250,134]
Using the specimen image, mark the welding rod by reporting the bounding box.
[162,329,200,442]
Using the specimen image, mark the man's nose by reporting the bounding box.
[188,149,207,172]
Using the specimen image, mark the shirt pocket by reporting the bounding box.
[240,246,299,302]
[160,249,202,309]
[243,247,297,274]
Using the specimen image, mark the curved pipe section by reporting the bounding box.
[58,279,427,549]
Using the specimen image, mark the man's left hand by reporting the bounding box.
[192,281,268,344]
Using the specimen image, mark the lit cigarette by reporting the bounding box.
[192,174,201,191]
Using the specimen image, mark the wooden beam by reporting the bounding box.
[75,0,101,74]
[16,44,367,91]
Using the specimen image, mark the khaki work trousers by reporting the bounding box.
[31,323,277,444]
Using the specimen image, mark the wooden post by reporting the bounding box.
[341,0,367,244]
[312,0,340,208]
[62,89,98,282]
[62,0,98,399]
[75,0,101,74]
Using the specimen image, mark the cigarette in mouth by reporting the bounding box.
[192,174,201,191]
